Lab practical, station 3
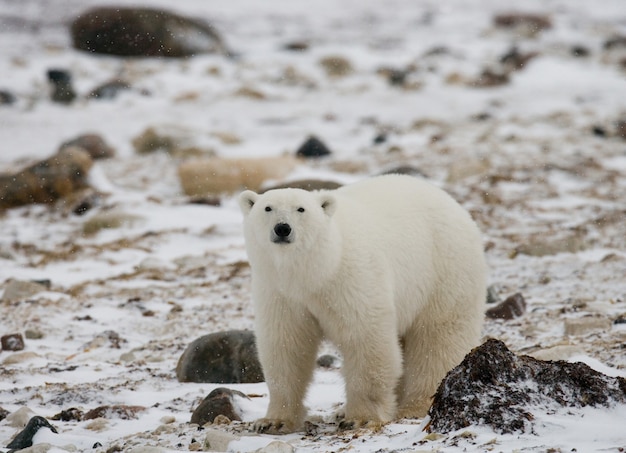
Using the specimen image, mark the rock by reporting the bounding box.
[2,351,40,365]
[493,13,552,37]
[51,408,84,422]
[2,279,49,302]
[87,79,132,100]
[485,284,501,305]
[295,136,332,158]
[5,407,35,427]
[203,428,239,452]
[132,125,200,155]
[255,441,295,453]
[71,192,102,216]
[319,55,353,77]
[564,317,612,336]
[178,157,296,196]
[24,329,44,340]
[499,46,538,71]
[47,69,76,104]
[380,165,427,178]
[59,133,115,160]
[469,69,509,88]
[261,179,342,192]
[176,330,264,383]
[70,7,225,58]
[0,89,16,105]
[528,345,584,361]
[1,333,25,351]
[82,211,143,235]
[514,233,586,257]
[0,148,93,209]
[446,157,490,182]
[485,293,526,320]
[83,405,146,420]
[283,41,309,52]
[428,339,626,434]
[0,406,9,421]
[6,416,58,450]
[191,387,248,425]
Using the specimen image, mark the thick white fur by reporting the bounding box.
[239,174,486,434]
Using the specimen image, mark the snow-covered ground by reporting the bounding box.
[1,0,625,451]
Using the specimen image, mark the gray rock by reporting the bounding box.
[295,136,332,158]
[564,317,612,336]
[70,7,226,58]
[485,293,526,320]
[176,330,264,383]
[191,387,248,425]
[2,279,49,302]
[255,441,295,453]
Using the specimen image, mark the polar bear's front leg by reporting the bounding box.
[253,300,322,434]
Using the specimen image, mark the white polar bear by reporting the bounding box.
[239,174,486,434]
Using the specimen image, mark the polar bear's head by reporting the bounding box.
[238,188,336,252]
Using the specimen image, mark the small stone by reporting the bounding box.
[1,333,25,351]
[2,351,40,365]
[160,415,176,424]
[59,133,115,160]
[283,41,309,52]
[486,284,501,305]
[485,293,526,320]
[564,317,612,337]
[2,279,48,302]
[470,69,509,88]
[319,55,353,77]
[493,13,552,36]
[295,136,332,158]
[176,330,264,383]
[47,69,76,104]
[514,234,586,257]
[88,79,132,100]
[261,179,342,193]
[5,407,35,427]
[203,428,239,452]
[0,89,16,105]
[24,329,44,340]
[255,440,295,453]
[191,388,247,425]
[82,211,143,235]
[380,165,427,178]
[51,408,84,422]
[83,405,146,420]
[528,345,584,361]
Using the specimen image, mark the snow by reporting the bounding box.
[1,0,626,451]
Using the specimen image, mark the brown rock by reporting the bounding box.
[191,387,248,425]
[83,405,146,420]
[178,156,296,196]
[0,148,93,209]
[1,279,49,302]
[493,13,552,36]
[70,7,225,57]
[59,133,115,160]
[1,333,25,351]
[486,293,526,320]
[428,339,626,434]
[319,55,353,77]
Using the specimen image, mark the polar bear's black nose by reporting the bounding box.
[274,223,292,238]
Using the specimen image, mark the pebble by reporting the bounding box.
[191,387,248,425]
[2,351,40,365]
[485,293,526,320]
[2,279,49,302]
[1,333,25,351]
[319,55,353,77]
[203,428,239,452]
[255,441,295,453]
[59,133,115,160]
[316,354,340,369]
[564,317,612,336]
[47,69,76,104]
[295,136,332,158]
[6,416,58,451]
[83,405,146,420]
[5,407,35,427]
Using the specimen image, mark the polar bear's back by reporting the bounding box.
[332,174,485,331]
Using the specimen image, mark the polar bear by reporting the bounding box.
[238,174,486,434]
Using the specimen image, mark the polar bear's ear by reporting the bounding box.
[239,190,259,214]
[319,194,336,217]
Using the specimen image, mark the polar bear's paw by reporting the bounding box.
[253,418,299,434]
[337,418,385,432]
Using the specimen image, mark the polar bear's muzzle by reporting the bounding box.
[271,222,293,244]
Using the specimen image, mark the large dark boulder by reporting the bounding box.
[176,330,264,383]
[428,339,626,434]
[70,7,225,58]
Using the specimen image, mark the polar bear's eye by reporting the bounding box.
[264,206,272,212]
[297,207,305,213]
